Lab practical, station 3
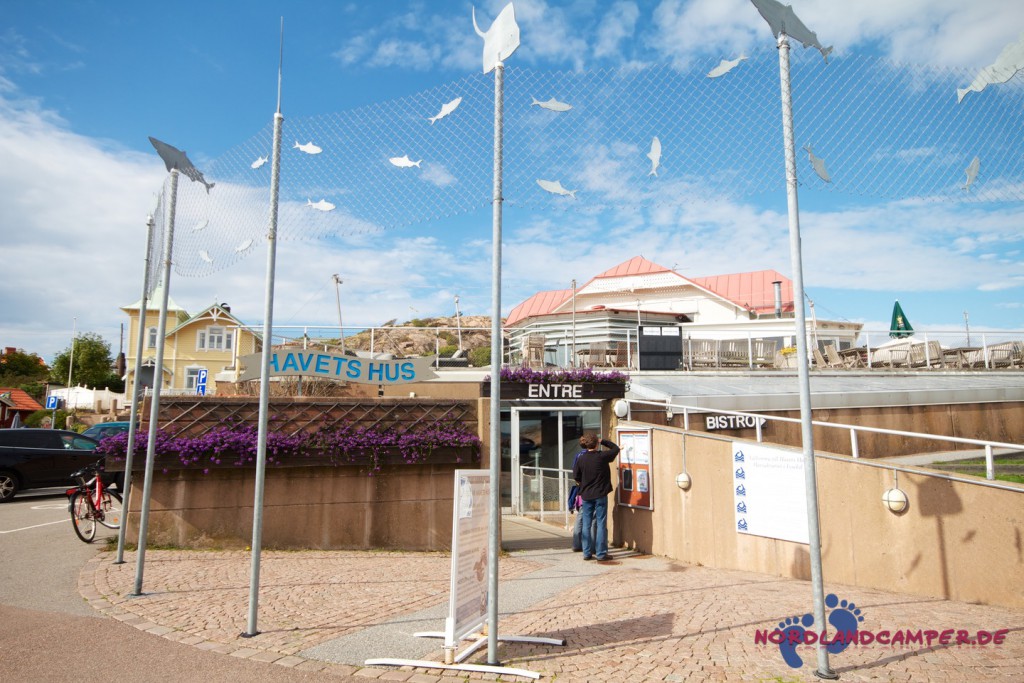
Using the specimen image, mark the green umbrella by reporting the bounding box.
[890,300,914,338]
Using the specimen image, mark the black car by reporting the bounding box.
[0,428,101,502]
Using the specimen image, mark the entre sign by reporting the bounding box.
[238,351,438,385]
[527,383,582,399]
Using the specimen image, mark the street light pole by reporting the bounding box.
[333,274,345,356]
[454,295,463,352]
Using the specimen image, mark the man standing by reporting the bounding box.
[572,433,620,561]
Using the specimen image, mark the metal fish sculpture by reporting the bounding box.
[531,97,573,112]
[537,179,577,199]
[647,137,662,177]
[957,32,1024,103]
[148,137,216,193]
[250,156,268,169]
[429,97,462,124]
[472,3,520,74]
[192,220,208,232]
[389,155,422,168]
[804,145,831,183]
[199,250,213,263]
[750,0,833,62]
[964,157,980,191]
[235,239,254,253]
[307,198,336,212]
[294,141,322,155]
[707,55,747,78]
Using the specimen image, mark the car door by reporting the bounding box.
[52,432,99,485]
[0,430,65,487]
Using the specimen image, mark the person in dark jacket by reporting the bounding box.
[571,433,620,561]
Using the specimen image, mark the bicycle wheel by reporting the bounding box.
[70,492,97,543]
[96,490,123,529]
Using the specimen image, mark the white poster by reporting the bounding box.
[732,442,809,544]
[618,431,651,465]
[446,470,491,645]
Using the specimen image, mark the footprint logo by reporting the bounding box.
[777,613,815,668]
[825,593,865,655]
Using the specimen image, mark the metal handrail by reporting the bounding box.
[625,398,1024,483]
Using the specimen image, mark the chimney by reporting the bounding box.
[772,281,783,318]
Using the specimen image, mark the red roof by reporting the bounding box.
[692,270,793,314]
[593,256,670,279]
[505,288,572,327]
[505,256,795,327]
[0,387,44,412]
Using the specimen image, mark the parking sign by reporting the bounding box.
[196,369,208,396]
[46,395,59,410]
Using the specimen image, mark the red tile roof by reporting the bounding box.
[0,387,44,411]
[505,256,795,326]
[692,270,793,314]
[593,256,670,279]
[505,288,573,327]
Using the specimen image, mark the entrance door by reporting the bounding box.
[504,407,601,515]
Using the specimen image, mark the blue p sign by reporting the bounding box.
[46,395,59,410]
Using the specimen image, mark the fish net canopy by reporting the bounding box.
[150,48,1024,285]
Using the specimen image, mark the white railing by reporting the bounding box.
[624,398,1024,486]
[519,466,573,527]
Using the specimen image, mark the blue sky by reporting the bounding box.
[2,0,1023,362]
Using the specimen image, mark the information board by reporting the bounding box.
[446,470,491,646]
[615,429,653,510]
[732,442,809,544]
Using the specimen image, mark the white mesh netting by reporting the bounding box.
[149,48,1024,287]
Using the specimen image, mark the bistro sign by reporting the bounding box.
[238,351,438,385]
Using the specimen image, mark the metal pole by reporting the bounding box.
[486,59,505,666]
[65,317,77,418]
[455,295,463,352]
[133,171,178,595]
[245,20,285,635]
[115,214,155,564]
[776,32,835,680]
[333,274,345,355]
[571,279,576,368]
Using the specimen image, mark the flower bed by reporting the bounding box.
[488,366,629,384]
[97,420,481,474]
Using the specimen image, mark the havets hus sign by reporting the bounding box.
[238,351,438,385]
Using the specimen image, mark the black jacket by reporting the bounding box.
[572,439,620,501]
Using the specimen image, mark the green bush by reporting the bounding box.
[468,347,491,367]
[438,344,459,358]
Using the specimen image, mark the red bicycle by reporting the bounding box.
[67,462,122,543]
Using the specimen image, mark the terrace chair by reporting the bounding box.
[611,341,631,368]
[753,340,778,368]
[585,341,609,368]
[813,347,829,369]
[688,339,718,368]
[825,344,860,369]
[524,334,546,370]
[718,339,749,367]
[987,342,1016,369]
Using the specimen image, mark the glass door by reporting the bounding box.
[504,406,602,515]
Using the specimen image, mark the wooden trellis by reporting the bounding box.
[146,396,477,438]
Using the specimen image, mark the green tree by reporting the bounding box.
[50,332,124,392]
[0,348,50,401]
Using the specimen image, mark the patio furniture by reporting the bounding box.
[828,345,862,368]
[752,340,778,368]
[908,341,943,368]
[524,334,546,370]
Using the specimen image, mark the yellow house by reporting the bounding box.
[122,290,261,395]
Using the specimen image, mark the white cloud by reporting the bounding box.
[594,2,640,59]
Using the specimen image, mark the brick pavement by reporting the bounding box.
[82,545,1024,682]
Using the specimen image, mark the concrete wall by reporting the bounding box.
[612,424,1024,609]
[126,463,461,550]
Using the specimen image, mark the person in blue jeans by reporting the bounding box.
[571,433,620,561]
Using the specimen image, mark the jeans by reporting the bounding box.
[573,510,597,551]
[580,496,608,559]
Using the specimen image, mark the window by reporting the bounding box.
[185,367,204,389]
[198,326,231,351]
[147,327,157,348]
